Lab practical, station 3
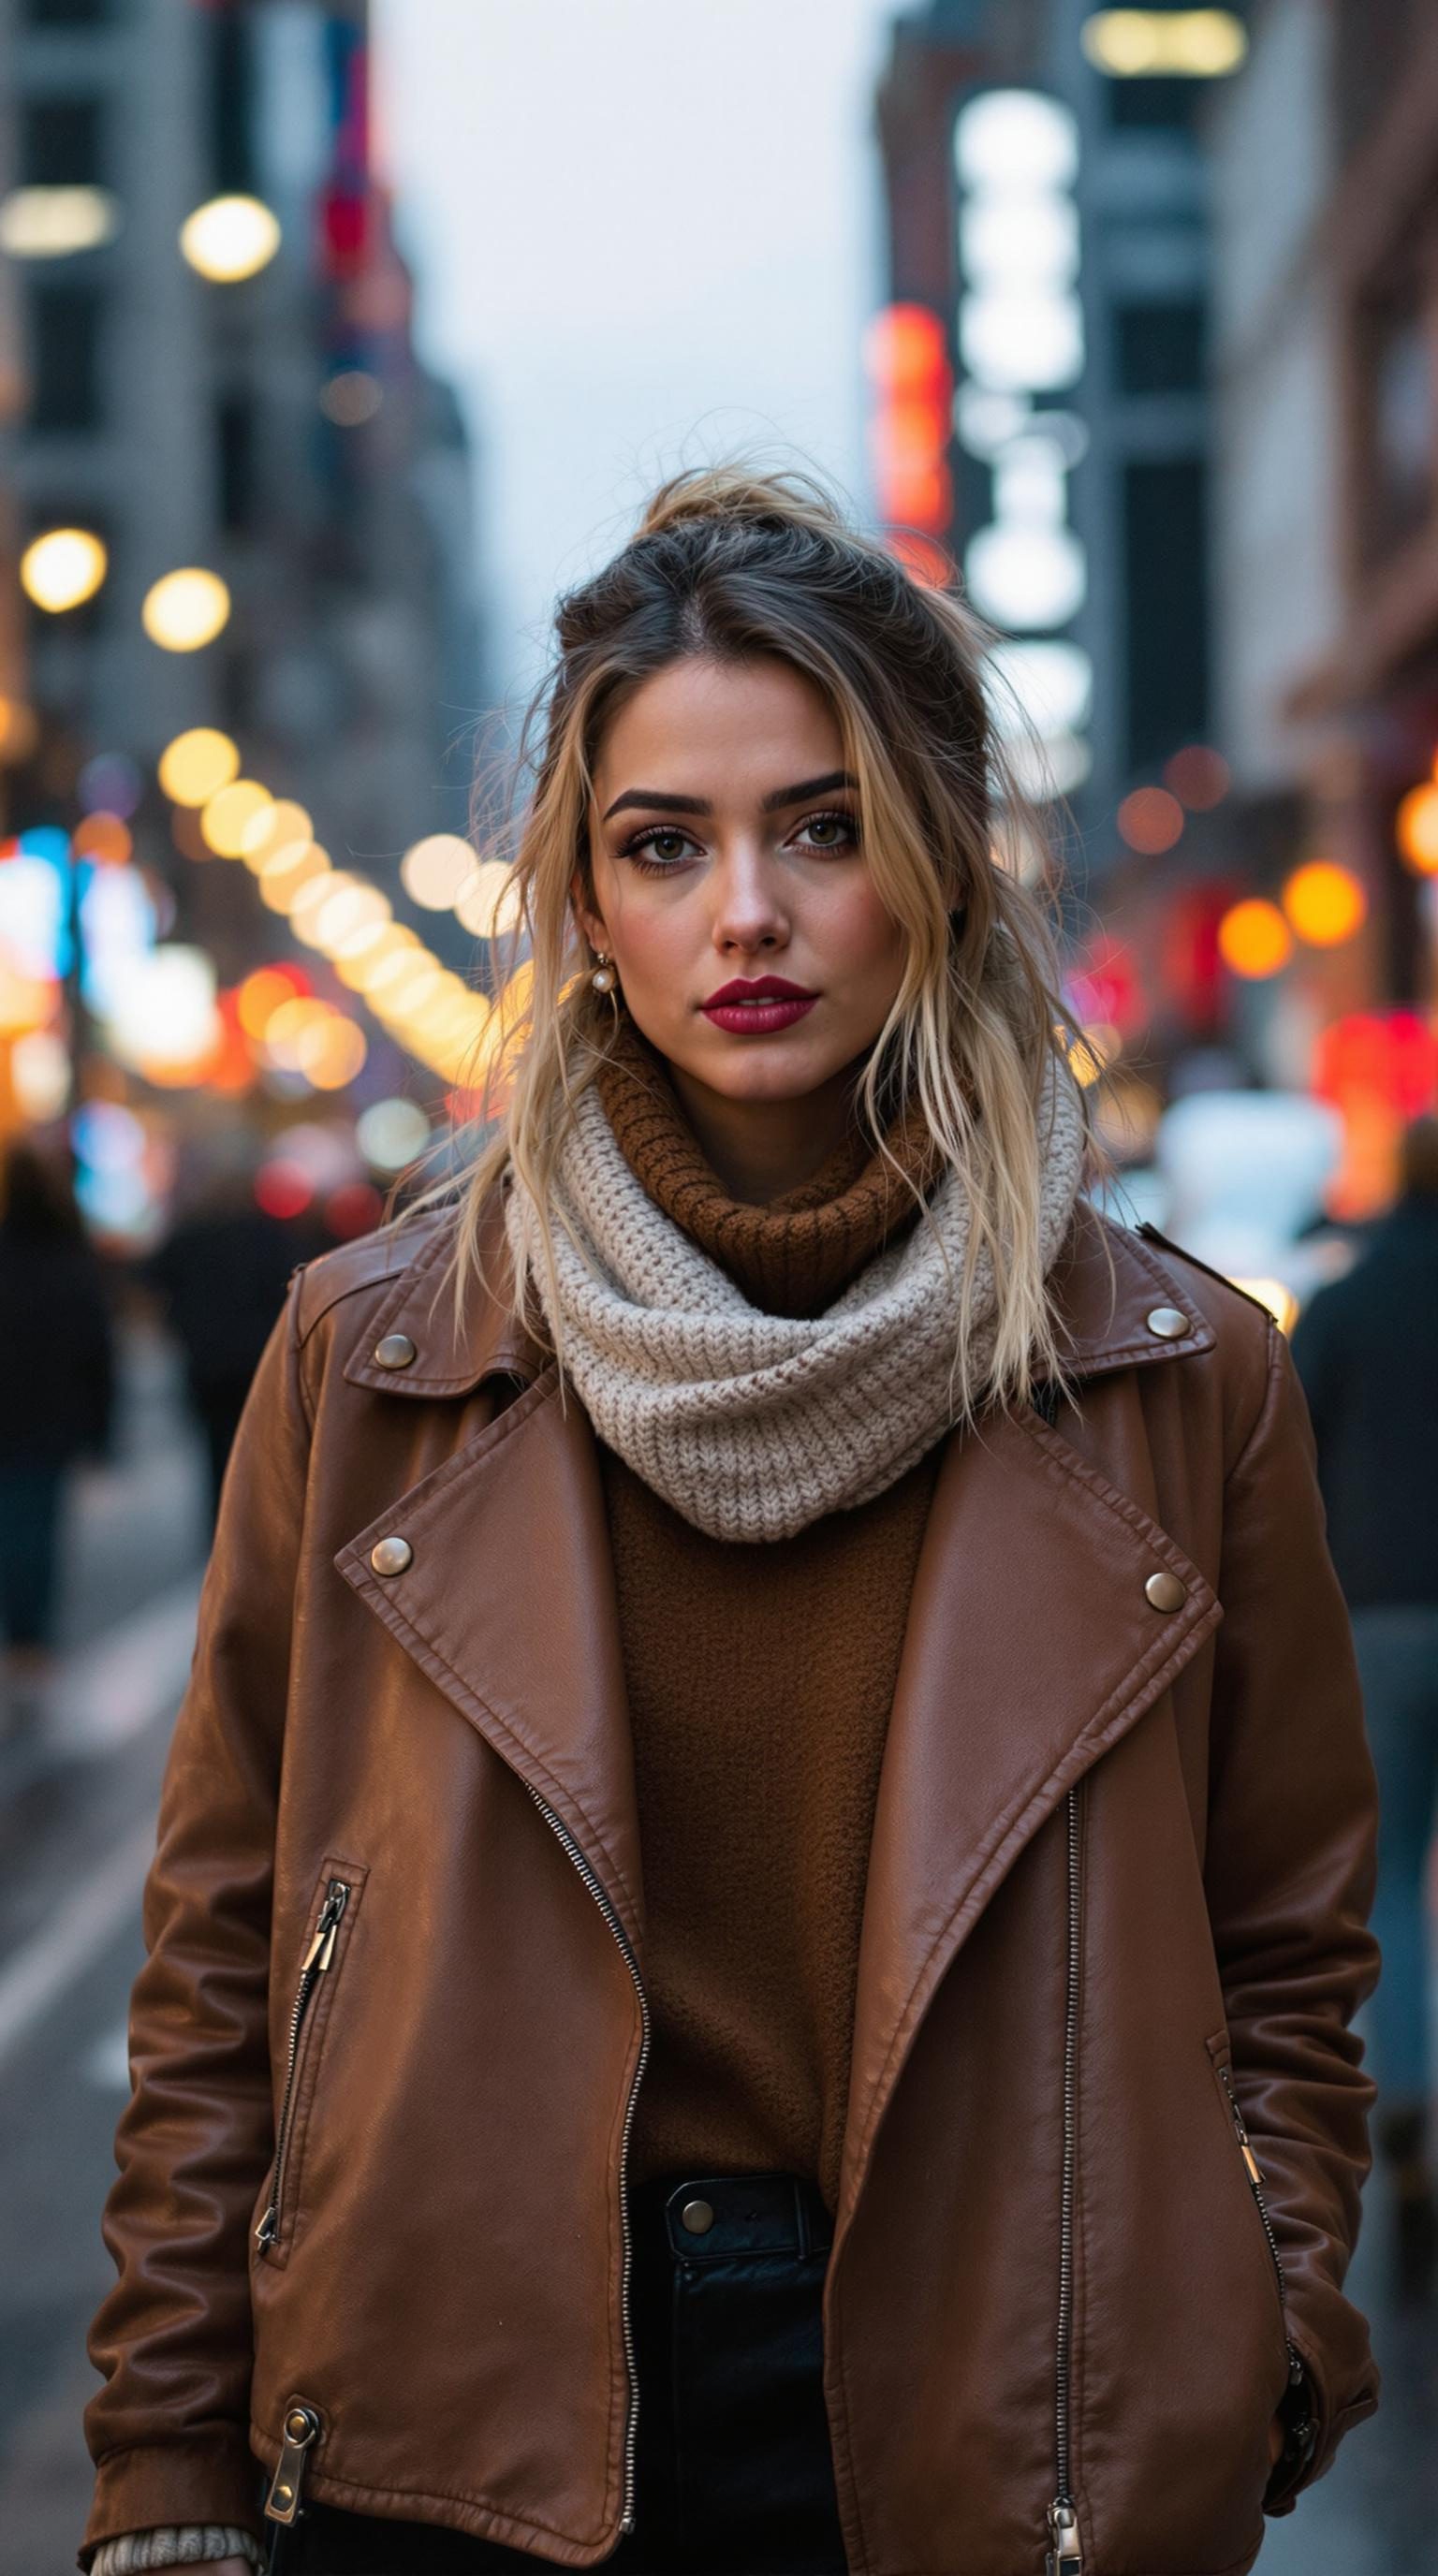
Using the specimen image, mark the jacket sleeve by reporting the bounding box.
[78,1281,311,2571]
[1203,1313,1381,2515]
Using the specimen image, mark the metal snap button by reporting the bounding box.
[374,1333,418,1369]
[680,2198,714,2235]
[1145,1569,1187,1612]
[371,1535,413,1577]
[1145,1306,1189,1340]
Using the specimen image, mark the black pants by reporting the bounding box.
[273,2172,847,2575]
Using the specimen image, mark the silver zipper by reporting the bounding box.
[1046,1784,1084,2576]
[1216,2060,1311,2428]
[255,1879,350,2256]
[522,1779,651,2537]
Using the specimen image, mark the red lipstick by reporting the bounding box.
[699,974,819,1037]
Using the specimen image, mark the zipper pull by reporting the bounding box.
[1046,2496,1083,2573]
[301,1881,349,1974]
[1218,2065,1259,2169]
[264,2399,323,2524]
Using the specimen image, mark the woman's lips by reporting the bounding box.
[699,978,819,1037]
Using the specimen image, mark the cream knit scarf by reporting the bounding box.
[504,1047,1088,1543]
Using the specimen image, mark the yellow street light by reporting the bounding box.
[21,527,108,612]
[158,727,240,807]
[142,567,231,651]
[180,194,281,283]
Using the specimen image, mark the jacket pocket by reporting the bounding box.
[254,1852,368,2266]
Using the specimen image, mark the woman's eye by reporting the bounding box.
[623,826,696,870]
[795,810,859,851]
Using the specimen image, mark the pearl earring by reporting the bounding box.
[591,950,617,996]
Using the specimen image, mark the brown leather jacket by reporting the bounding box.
[80,1195,1381,2576]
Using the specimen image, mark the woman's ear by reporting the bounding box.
[569,869,608,959]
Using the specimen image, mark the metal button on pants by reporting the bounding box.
[278,2169,847,2574]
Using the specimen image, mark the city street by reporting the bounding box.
[0,1332,1432,2574]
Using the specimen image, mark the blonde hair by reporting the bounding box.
[410,459,1108,1427]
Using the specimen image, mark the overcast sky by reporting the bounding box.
[372,0,900,713]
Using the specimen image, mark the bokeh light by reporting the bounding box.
[454,860,524,941]
[294,1015,367,1089]
[1117,786,1184,854]
[357,1096,433,1170]
[256,1161,314,1220]
[1282,859,1367,946]
[1081,11,1248,78]
[1164,744,1230,809]
[201,780,272,857]
[158,727,241,807]
[325,1180,386,1237]
[401,833,478,910]
[180,194,281,282]
[79,753,143,819]
[1396,781,1438,877]
[21,527,108,612]
[0,184,120,258]
[236,967,306,1041]
[1218,898,1292,978]
[142,567,231,652]
[73,812,133,867]
[320,370,383,425]
[258,841,330,910]
[240,799,314,872]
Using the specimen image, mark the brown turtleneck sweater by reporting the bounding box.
[593,1023,946,2214]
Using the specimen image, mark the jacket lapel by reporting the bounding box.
[834,1393,1221,2236]
[335,1370,644,1954]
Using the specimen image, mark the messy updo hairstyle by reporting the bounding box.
[428,459,1102,1423]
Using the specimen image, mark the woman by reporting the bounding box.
[0,1138,115,1702]
[79,467,1380,2576]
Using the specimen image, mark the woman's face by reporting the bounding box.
[579,654,907,1112]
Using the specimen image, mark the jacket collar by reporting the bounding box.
[343,1189,1216,1401]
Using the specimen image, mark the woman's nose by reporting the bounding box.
[710,851,790,955]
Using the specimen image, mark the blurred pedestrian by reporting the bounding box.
[144,1160,307,1526]
[1292,1113,1438,2290]
[0,1138,116,1701]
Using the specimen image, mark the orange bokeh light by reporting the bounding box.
[74,812,133,866]
[236,966,301,1041]
[1396,781,1438,876]
[1218,898,1292,978]
[1282,859,1367,946]
[1117,787,1184,855]
[863,302,949,397]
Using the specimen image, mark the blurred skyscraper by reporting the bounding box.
[873,0,1217,867]
[1206,0,1438,1204]
[0,0,484,992]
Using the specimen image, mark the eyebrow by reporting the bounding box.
[601,769,858,823]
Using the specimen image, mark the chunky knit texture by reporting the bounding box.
[506,1019,1089,1539]
[87,2525,263,2573]
[593,1012,948,1317]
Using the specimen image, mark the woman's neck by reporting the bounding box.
[665,1059,863,1205]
